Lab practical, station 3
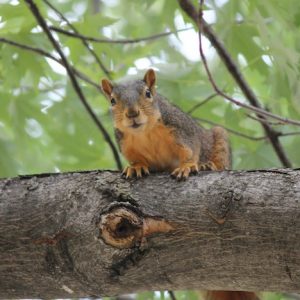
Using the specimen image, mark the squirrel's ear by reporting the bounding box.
[143,69,156,90]
[101,79,113,98]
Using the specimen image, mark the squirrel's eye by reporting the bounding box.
[145,89,151,98]
[111,98,116,106]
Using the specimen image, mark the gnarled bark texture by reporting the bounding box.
[1,169,300,298]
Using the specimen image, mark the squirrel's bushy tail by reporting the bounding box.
[204,291,259,300]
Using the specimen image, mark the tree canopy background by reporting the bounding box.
[1,0,299,299]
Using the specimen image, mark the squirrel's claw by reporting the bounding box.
[171,163,198,181]
[122,165,150,179]
[171,167,189,181]
[199,161,217,171]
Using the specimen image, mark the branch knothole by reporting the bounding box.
[98,207,175,249]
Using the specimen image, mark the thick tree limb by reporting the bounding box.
[1,169,300,298]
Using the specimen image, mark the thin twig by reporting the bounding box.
[279,131,300,138]
[195,115,300,140]
[194,117,267,141]
[246,114,285,126]
[178,0,294,167]
[43,0,111,78]
[0,38,101,91]
[187,92,218,114]
[24,0,122,170]
[50,26,193,44]
[0,37,58,61]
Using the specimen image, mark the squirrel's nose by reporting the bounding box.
[125,108,140,119]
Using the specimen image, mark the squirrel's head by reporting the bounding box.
[101,69,161,132]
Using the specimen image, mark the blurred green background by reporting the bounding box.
[1,0,299,299]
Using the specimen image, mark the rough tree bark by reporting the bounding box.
[1,169,300,298]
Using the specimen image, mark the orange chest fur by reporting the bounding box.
[120,123,180,171]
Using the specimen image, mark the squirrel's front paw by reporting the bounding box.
[122,164,150,179]
[171,162,198,181]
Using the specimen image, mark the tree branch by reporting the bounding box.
[24,0,122,171]
[194,117,267,141]
[279,131,300,137]
[49,25,193,44]
[178,0,295,168]
[168,291,177,300]
[246,114,286,126]
[1,169,300,298]
[187,93,269,141]
[187,92,218,114]
[0,37,101,91]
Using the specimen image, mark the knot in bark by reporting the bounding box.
[98,206,174,249]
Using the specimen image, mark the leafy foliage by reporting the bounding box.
[0,0,299,299]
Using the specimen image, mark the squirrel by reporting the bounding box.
[101,68,231,180]
[101,69,258,300]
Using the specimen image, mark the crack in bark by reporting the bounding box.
[34,230,73,246]
[44,235,104,295]
[45,247,58,275]
[110,248,150,278]
[57,238,75,272]
[102,187,139,207]
[285,265,293,281]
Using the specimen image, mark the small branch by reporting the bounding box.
[187,92,218,114]
[0,37,58,61]
[50,26,193,44]
[0,37,101,91]
[279,131,300,138]
[194,117,266,141]
[187,93,271,141]
[178,0,294,168]
[43,0,111,78]
[246,114,285,126]
[24,0,122,171]
[168,290,177,300]
[195,117,300,140]
[177,0,198,22]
